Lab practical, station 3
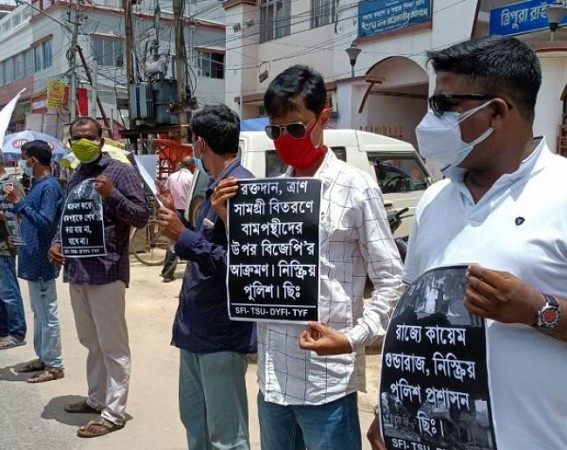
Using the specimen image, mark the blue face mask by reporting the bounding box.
[23,166,33,177]
[22,159,34,177]
[193,139,208,174]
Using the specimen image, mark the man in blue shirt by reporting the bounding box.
[5,140,65,383]
[158,105,256,450]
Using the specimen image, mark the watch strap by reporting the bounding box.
[543,293,559,308]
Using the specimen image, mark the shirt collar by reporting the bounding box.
[208,157,241,191]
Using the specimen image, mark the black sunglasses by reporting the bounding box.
[428,94,497,117]
[265,122,311,141]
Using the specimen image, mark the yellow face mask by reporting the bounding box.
[70,138,101,163]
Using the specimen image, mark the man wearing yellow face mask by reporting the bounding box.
[48,117,149,438]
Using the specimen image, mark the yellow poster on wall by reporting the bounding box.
[47,81,66,110]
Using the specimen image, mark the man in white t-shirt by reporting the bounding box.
[160,156,194,282]
[367,36,567,450]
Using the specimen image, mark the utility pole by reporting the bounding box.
[76,46,110,129]
[123,0,134,86]
[68,0,80,121]
[90,58,97,118]
[172,0,189,143]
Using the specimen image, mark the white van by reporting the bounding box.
[237,130,433,237]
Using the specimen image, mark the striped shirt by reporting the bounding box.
[258,150,404,405]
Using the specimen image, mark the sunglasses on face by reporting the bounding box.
[428,94,497,117]
[265,117,317,141]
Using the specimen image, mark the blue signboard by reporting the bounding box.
[358,0,432,38]
[489,0,567,36]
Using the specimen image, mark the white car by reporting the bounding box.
[187,129,433,238]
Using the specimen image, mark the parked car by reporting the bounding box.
[186,129,433,237]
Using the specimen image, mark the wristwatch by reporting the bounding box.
[535,294,562,329]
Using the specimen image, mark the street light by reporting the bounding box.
[546,1,567,42]
[345,42,362,78]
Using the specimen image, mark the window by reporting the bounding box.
[198,51,224,79]
[92,36,124,67]
[265,150,286,177]
[14,53,23,80]
[24,49,33,76]
[21,6,32,20]
[34,46,42,72]
[260,0,291,42]
[3,58,13,84]
[42,40,52,68]
[330,146,346,162]
[368,155,430,194]
[12,13,21,28]
[311,0,335,28]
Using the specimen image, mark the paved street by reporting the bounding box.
[0,258,380,449]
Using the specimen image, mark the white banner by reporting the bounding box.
[0,89,26,159]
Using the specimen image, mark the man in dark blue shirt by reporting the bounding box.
[5,140,64,383]
[158,105,256,450]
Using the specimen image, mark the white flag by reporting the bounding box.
[0,88,26,158]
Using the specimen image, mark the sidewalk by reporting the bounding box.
[0,259,381,449]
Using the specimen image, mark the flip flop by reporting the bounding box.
[77,418,124,438]
[26,368,65,383]
[0,335,25,350]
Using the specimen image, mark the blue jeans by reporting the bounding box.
[27,278,62,369]
[0,255,26,339]
[179,349,250,450]
[258,392,362,450]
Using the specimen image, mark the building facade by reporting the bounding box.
[224,0,567,170]
[0,0,227,138]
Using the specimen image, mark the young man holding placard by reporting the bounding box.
[213,65,404,450]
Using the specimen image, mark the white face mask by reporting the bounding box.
[415,100,494,169]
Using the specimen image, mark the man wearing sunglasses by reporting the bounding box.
[213,65,404,450]
[369,36,567,450]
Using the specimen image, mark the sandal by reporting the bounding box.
[0,335,25,350]
[26,368,65,383]
[65,400,101,414]
[77,418,124,438]
[17,359,46,373]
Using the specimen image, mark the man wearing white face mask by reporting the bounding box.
[367,36,567,450]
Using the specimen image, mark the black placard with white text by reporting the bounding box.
[61,179,107,257]
[227,178,321,323]
[0,178,25,245]
[379,265,497,450]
